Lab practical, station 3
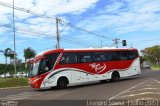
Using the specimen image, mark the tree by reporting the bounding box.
[24,47,36,63]
[4,48,12,65]
[141,45,160,66]
[1,48,15,72]
[8,51,16,64]
[140,56,146,64]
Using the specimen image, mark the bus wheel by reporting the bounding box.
[57,77,68,89]
[111,72,120,82]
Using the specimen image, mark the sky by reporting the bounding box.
[0,0,160,63]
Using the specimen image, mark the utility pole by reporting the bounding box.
[56,17,60,49]
[113,38,120,48]
[13,0,17,77]
[131,43,133,48]
[101,40,102,48]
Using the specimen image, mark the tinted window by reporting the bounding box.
[45,53,60,69]
[119,51,128,60]
[39,53,60,74]
[128,51,138,60]
[106,52,120,61]
[60,53,77,64]
[93,52,106,62]
[77,52,92,63]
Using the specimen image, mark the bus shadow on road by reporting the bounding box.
[36,76,140,92]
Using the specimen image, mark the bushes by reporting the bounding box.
[0,63,27,74]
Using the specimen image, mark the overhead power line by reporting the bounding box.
[113,38,120,48]
[0,23,99,47]
[0,1,113,41]
[59,21,113,40]
[0,1,56,23]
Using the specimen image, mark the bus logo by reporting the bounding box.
[89,63,106,73]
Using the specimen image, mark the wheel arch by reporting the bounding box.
[110,71,120,82]
[56,76,69,85]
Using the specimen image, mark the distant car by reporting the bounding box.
[0,74,6,78]
[16,72,28,77]
[142,64,151,69]
[5,73,11,78]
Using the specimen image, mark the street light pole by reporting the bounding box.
[113,38,120,48]
[56,17,60,49]
[13,0,17,77]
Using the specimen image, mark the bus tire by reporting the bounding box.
[111,71,120,82]
[57,77,69,89]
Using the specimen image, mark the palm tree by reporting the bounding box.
[4,48,12,65]
[1,48,13,72]
[24,47,36,63]
[8,51,15,64]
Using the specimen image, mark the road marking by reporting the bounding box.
[136,97,156,100]
[120,92,160,98]
[109,80,148,100]
[152,79,160,84]
[0,92,42,100]
[144,84,151,86]
[0,86,29,90]
[125,87,160,93]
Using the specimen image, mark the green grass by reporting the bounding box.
[151,65,160,70]
[0,78,28,88]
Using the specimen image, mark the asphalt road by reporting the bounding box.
[0,69,160,106]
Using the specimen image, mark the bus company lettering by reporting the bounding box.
[89,63,106,73]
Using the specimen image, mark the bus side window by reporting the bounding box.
[128,51,138,60]
[77,53,92,63]
[119,52,128,60]
[60,53,77,64]
[105,52,112,61]
[60,57,67,64]
[93,52,106,62]
[43,53,60,71]
[39,59,50,73]
[105,52,120,61]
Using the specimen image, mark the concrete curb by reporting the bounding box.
[0,86,29,90]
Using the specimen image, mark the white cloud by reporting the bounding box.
[31,0,98,15]
[0,37,8,43]
[1,0,160,40]
[0,0,98,39]
[0,35,26,45]
[0,0,98,19]
[78,0,160,34]
[104,1,125,13]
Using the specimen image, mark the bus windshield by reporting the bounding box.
[30,59,41,77]
[29,53,60,77]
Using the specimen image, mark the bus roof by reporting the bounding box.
[36,47,137,57]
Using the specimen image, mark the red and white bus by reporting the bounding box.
[28,48,141,89]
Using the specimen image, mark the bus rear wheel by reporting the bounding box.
[111,72,120,82]
[57,77,68,89]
